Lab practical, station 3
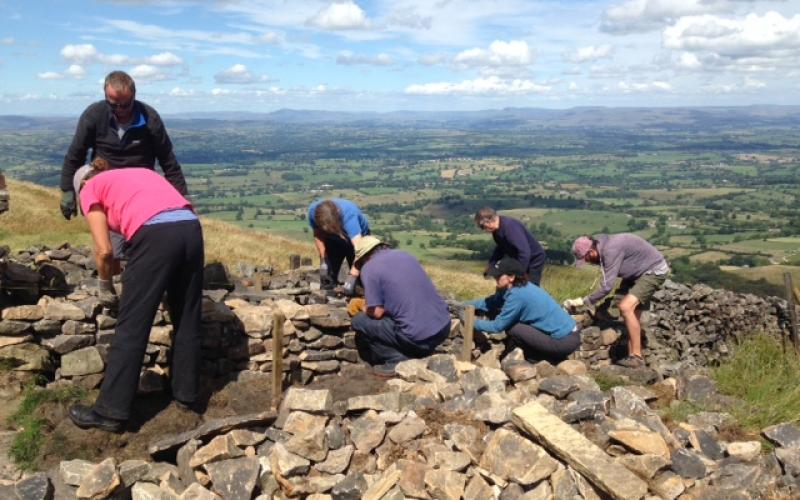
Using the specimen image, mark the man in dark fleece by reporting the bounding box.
[474,207,546,285]
[59,70,188,221]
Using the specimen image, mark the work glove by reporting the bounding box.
[342,275,358,297]
[346,297,366,317]
[562,298,585,310]
[60,191,77,220]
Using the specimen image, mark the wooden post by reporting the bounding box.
[272,312,286,410]
[784,273,799,355]
[461,305,475,362]
[289,255,301,270]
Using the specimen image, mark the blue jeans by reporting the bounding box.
[352,313,450,366]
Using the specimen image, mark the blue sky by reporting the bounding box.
[1,0,799,115]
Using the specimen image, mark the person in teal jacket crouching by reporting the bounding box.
[467,257,581,363]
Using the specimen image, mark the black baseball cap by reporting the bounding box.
[486,257,525,277]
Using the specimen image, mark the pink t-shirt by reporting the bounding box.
[79,168,193,240]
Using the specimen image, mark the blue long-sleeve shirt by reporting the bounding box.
[490,216,546,270]
[467,283,575,338]
[308,198,370,239]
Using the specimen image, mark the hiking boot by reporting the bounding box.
[616,355,645,369]
[372,363,398,379]
[68,404,124,432]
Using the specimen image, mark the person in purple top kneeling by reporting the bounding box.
[350,236,451,378]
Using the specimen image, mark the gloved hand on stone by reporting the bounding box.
[346,297,366,317]
[342,275,358,297]
[562,297,585,310]
[60,191,77,220]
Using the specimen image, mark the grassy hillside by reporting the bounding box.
[0,177,595,300]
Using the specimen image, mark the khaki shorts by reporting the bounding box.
[618,274,666,305]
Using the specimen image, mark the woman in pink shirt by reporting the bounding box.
[68,159,204,432]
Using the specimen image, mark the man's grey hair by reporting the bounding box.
[104,71,136,94]
[474,207,497,224]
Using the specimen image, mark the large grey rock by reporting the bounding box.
[387,413,427,444]
[472,392,513,424]
[347,392,400,412]
[0,343,52,371]
[617,453,668,480]
[680,374,717,404]
[512,401,648,500]
[61,320,96,336]
[44,302,86,321]
[762,422,800,449]
[0,320,30,336]
[424,469,465,500]
[284,420,328,461]
[479,429,558,485]
[15,472,53,500]
[651,471,684,500]
[671,448,707,479]
[149,411,276,456]
[330,472,367,500]
[119,459,150,487]
[61,346,104,377]
[179,483,221,499]
[433,451,471,472]
[189,434,244,468]
[443,423,484,463]
[59,459,95,486]
[550,466,580,498]
[131,482,177,500]
[76,457,120,499]
[538,375,582,399]
[205,456,260,499]
[2,305,44,321]
[41,334,94,355]
[282,388,333,413]
[269,442,310,477]
[463,474,494,500]
[349,410,386,453]
[0,334,32,348]
[175,440,199,488]
[775,448,800,477]
[315,445,354,475]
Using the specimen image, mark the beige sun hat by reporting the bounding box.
[353,235,383,264]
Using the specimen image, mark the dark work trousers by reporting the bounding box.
[93,220,204,421]
[322,235,354,284]
[352,313,450,366]
[527,261,545,286]
[507,323,580,364]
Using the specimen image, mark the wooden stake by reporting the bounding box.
[461,305,475,362]
[784,273,799,355]
[272,312,286,410]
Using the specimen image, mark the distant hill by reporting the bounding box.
[3,105,800,132]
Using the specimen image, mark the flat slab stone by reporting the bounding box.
[205,456,260,499]
[512,401,648,500]
[148,411,276,457]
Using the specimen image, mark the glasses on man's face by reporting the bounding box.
[478,220,492,230]
[106,98,133,111]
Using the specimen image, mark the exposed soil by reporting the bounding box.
[12,363,389,471]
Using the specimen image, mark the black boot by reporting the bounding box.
[68,404,124,432]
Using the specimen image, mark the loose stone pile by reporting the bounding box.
[3,353,800,499]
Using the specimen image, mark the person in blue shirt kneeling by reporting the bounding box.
[467,257,580,363]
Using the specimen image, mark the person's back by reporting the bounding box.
[599,233,665,279]
[361,249,449,341]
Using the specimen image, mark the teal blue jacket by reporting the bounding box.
[467,283,575,338]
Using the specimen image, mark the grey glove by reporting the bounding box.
[60,191,77,220]
[342,275,357,297]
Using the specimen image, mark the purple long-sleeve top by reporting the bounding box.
[490,216,546,270]
[584,233,667,305]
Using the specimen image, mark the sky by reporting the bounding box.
[1,0,799,115]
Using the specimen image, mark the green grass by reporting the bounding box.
[591,371,628,391]
[712,334,800,430]
[7,383,87,470]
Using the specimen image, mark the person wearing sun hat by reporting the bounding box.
[467,257,579,363]
[350,236,451,378]
[565,233,668,368]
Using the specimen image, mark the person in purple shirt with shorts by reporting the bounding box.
[474,207,546,285]
[350,236,451,378]
[565,233,669,368]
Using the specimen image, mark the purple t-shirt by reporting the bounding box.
[361,249,450,341]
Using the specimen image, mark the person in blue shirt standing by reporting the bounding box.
[350,236,451,377]
[474,207,546,285]
[308,198,370,292]
[467,257,580,363]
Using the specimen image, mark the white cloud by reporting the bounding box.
[146,52,183,66]
[259,32,284,44]
[677,52,702,69]
[100,54,131,65]
[567,44,614,63]
[617,80,673,92]
[214,63,269,84]
[744,76,766,89]
[65,64,86,78]
[307,1,371,30]
[405,76,550,96]
[454,40,533,68]
[129,64,168,81]
[568,81,579,91]
[211,88,231,96]
[601,0,731,34]
[169,87,199,97]
[418,53,448,66]
[37,71,64,80]
[1,38,14,46]
[61,44,99,63]
[336,51,393,66]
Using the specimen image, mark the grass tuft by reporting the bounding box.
[7,383,87,470]
[591,371,628,391]
[712,333,800,430]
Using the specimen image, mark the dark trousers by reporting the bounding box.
[528,261,545,286]
[352,313,450,366]
[507,323,580,364]
[94,220,204,420]
[323,236,355,284]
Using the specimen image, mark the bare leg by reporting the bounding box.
[619,294,642,357]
